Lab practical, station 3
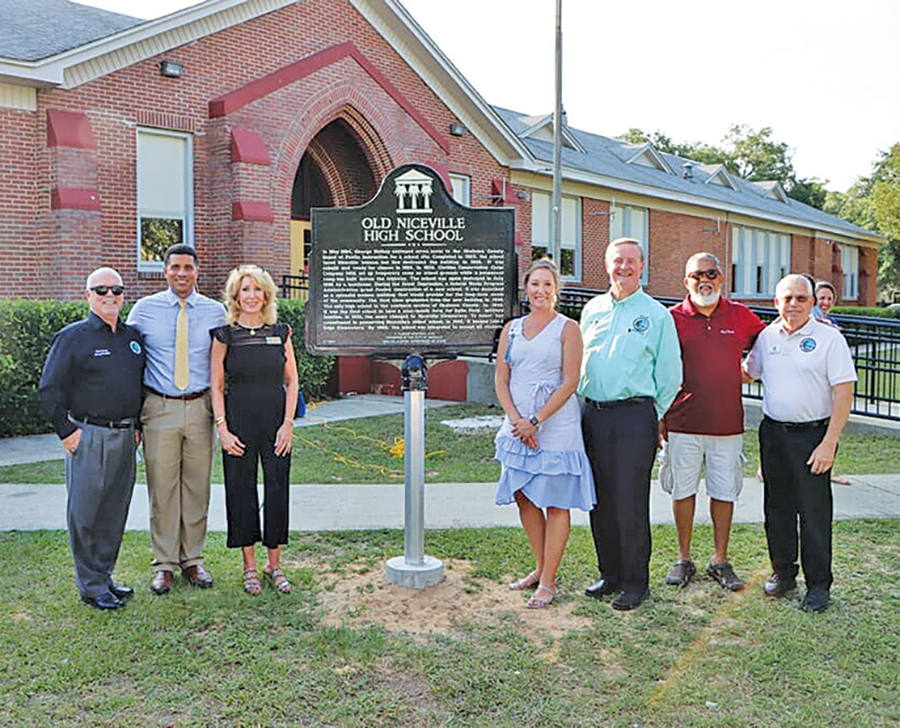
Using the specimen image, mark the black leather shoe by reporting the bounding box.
[612,588,648,611]
[81,592,124,610]
[763,573,797,598]
[802,587,830,612]
[108,582,134,599]
[585,577,619,599]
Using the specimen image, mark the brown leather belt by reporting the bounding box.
[145,386,209,401]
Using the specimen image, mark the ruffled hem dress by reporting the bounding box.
[494,314,596,511]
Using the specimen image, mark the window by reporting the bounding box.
[609,203,649,284]
[448,173,470,206]
[840,244,859,300]
[731,225,791,297]
[530,191,582,279]
[137,128,193,270]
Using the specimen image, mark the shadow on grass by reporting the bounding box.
[0,521,897,726]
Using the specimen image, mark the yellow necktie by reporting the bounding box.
[174,300,189,391]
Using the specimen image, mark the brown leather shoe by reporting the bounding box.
[183,564,213,588]
[151,570,172,595]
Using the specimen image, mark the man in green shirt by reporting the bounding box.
[580,238,682,610]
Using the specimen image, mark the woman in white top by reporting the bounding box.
[494,258,595,608]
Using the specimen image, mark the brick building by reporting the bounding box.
[0,0,883,393]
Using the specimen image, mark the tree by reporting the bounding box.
[617,125,826,208]
[825,144,900,296]
[722,125,793,183]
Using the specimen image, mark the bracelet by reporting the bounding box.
[214,416,226,426]
[283,417,294,424]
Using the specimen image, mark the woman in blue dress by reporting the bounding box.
[494,258,595,608]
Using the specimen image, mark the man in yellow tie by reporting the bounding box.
[127,244,226,595]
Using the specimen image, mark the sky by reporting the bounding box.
[78,0,900,192]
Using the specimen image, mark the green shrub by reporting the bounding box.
[0,298,89,436]
[832,305,900,319]
[0,297,334,438]
[276,298,334,400]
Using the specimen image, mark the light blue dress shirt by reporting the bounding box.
[126,288,226,396]
[578,288,683,419]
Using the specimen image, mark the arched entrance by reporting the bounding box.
[288,117,383,297]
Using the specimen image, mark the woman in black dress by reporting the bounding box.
[211,265,299,595]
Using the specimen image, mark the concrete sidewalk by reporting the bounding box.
[3,475,900,532]
[3,393,900,531]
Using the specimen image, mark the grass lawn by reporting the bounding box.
[1,403,899,484]
[0,522,898,726]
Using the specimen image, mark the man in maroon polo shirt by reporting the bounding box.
[661,252,765,590]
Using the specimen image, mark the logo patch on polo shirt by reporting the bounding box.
[130,341,142,355]
[799,337,817,353]
[632,316,650,333]
[93,348,111,357]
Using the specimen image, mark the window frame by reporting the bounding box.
[530,190,582,282]
[608,203,650,285]
[840,243,859,300]
[136,127,194,273]
[731,224,791,298]
[448,173,471,207]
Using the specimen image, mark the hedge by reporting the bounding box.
[832,305,900,319]
[0,297,333,438]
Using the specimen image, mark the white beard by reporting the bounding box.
[690,289,721,308]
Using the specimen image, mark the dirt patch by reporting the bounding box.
[315,559,592,642]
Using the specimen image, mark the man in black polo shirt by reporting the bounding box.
[40,267,145,610]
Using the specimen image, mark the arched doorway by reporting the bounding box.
[288,117,381,298]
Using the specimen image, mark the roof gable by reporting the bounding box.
[703,164,738,191]
[519,114,585,153]
[753,180,790,203]
[625,143,675,175]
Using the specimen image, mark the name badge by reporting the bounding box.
[265,336,281,345]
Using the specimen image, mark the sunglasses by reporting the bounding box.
[687,268,720,281]
[90,285,125,296]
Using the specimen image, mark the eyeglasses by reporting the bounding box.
[687,269,720,281]
[90,285,125,296]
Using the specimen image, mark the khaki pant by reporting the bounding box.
[141,392,214,573]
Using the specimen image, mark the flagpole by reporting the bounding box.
[550,0,563,264]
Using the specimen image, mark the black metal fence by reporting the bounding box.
[556,287,900,422]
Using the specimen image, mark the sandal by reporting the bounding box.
[243,568,261,596]
[526,584,559,609]
[509,571,540,591]
[263,566,292,594]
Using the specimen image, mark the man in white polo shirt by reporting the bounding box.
[745,274,856,612]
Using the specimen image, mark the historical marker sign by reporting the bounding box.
[307,164,516,356]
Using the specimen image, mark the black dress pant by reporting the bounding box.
[759,417,833,589]
[223,390,290,549]
[582,399,658,592]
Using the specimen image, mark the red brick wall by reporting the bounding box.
[1,108,40,296]
[7,0,508,300]
[581,197,609,289]
[647,210,727,298]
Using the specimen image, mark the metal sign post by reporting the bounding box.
[307,164,516,590]
[385,354,443,588]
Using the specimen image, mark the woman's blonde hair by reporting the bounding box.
[223,265,278,325]
[524,257,561,307]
